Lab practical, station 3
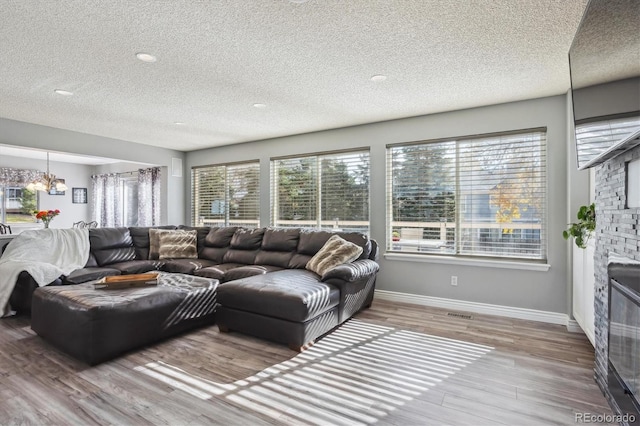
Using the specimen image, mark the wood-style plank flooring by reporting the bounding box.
[0,299,613,425]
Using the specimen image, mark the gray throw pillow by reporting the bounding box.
[306,234,363,276]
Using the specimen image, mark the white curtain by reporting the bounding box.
[137,167,161,226]
[91,173,122,227]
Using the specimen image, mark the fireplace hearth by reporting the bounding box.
[608,260,640,425]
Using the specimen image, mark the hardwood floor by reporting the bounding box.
[0,299,613,425]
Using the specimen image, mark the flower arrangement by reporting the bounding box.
[34,209,60,228]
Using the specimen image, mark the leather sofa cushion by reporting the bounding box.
[93,247,137,267]
[178,225,210,254]
[194,263,245,280]
[223,249,259,265]
[230,228,265,249]
[90,228,136,266]
[288,253,313,269]
[63,267,122,284]
[199,246,228,264]
[109,260,165,275]
[261,228,300,251]
[217,269,339,322]
[163,258,218,274]
[129,226,176,260]
[85,253,99,268]
[224,265,283,282]
[205,227,238,248]
[253,228,298,268]
[254,250,293,268]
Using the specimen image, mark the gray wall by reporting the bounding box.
[566,89,593,318]
[0,118,186,225]
[186,95,572,314]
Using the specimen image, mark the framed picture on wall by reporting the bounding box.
[48,180,66,195]
[72,187,87,204]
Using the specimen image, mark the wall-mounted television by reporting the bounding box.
[569,0,640,170]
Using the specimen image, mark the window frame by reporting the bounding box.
[386,128,547,262]
[270,148,371,234]
[191,160,261,228]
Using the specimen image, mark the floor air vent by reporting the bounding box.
[447,312,473,320]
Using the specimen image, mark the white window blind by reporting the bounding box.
[271,150,370,233]
[192,161,260,227]
[387,130,547,260]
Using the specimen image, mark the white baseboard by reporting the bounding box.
[375,289,586,334]
[566,319,584,333]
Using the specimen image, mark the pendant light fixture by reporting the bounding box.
[26,152,68,193]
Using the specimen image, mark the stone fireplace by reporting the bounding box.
[594,145,640,420]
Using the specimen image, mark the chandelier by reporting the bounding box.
[26,152,68,193]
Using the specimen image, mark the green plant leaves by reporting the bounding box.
[563,203,596,249]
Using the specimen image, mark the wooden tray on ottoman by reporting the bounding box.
[95,273,158,289]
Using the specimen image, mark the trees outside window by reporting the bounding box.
[272,151,370,233]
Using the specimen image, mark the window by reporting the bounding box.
[0,168,40,224]
[92,167,161,227]
[387,129,547,260]
[192,161,260,227]
[271,150,370,233]
[121,176,139,226]
[0,185,38,224]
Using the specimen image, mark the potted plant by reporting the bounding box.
[563,203,595,249]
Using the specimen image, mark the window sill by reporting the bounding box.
[383,252,551,271]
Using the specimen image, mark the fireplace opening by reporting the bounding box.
[608,261,640,424]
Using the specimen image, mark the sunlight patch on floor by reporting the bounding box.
[134,319,494,425]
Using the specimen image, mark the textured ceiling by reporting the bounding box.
[569,0,640,89]
[0,0,589,151]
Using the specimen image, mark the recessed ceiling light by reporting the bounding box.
[54,89,73,96]
[136,52,157,63]
[253,103,267,109]
[174,122,185,125]
[370,75,387,82]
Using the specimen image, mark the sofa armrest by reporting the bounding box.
[321,259,379,283]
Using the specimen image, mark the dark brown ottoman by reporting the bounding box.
[31,273,218,365]
[216,269,340,351]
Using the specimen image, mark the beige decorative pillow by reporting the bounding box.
[306,235,363,276]
[149,228,173,260]
[158,230,198,259]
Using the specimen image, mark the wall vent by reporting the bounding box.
[447,312,473,320]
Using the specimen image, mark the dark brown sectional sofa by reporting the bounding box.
[5,225,379,350]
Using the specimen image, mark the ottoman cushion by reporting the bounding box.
[62,267,121,284]
[162,258,218,274]
[217,269,339,322]
[31,273,218,365]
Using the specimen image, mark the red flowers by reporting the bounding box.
[34,209,60,227]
